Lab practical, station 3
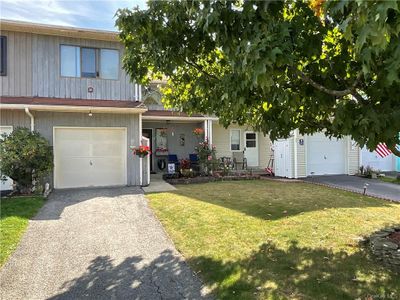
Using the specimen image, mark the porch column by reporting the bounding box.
[204,120,208,141]
[207,119,213,145]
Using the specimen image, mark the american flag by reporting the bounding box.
[375,143,392,158]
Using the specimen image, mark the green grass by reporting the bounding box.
[0,196,45,266]
[379,176,400,185]
[147,180,400,300]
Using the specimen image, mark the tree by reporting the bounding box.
[116,0,400,155]
[0,128,53,194]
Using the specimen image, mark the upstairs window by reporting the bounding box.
[230,129,241,151]
[60,45,119,80]
[60,45,80,77]
[81,48,97,78]
[0,36,7,76]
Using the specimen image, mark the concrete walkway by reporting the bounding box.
[142,174,177,194]
[0,187,210,299]
[304,175,400,202]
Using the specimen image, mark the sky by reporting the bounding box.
[0,0,147,31]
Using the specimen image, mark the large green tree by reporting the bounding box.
[117,0,400,155]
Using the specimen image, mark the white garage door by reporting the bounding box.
[307,133,346,175]
[361,147,395,171]
[54,127,127,189]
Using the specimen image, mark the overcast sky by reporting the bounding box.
[0,0,147,31]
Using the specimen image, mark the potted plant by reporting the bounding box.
[131,145,151,158]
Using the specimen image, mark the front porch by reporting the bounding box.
[142,112,213,174]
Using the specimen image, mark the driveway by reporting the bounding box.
[304,175,400,202]
[0,187,210,299]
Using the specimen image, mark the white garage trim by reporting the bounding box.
[53,126,128,189]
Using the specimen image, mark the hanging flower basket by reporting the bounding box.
[193,128,204,136]
[131,145,151,158]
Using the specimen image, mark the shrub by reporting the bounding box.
[0,127,53,194]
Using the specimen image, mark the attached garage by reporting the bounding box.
[54,127,127,189]
[306,133,346,176]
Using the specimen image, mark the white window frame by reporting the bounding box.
[60,44,119,80]
[230,129,241,152]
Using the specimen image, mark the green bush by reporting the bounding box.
[0,127,53,194]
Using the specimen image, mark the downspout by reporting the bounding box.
[24,107,34,131]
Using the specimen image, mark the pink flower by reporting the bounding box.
[208,155,212,161]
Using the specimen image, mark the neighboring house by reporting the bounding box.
[0,20,368,191]
[361,147,400,172]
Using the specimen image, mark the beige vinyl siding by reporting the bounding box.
[212,122,271,168]
[296,134,307,177]
[0,31,33,97]
[347,138,360,175]
[0,30,138,100]
[0,109,142,186]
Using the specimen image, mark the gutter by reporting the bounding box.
[24,107,34,131]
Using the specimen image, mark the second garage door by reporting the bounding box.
[307,133,346,176]
[54,127,127,189]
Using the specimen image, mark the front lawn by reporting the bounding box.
[148,181,400,300]
[380,176,400,185]
[0,196,45,266]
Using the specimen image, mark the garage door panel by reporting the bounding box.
[307,133,346,176]
[54,128,127,188]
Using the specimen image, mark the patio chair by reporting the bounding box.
[189,153,200,172]
[168,154,180,171]
[232,151,247,170]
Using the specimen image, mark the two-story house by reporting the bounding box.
[1,19,375,191]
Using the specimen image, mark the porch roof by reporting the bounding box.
[143,110,217,121]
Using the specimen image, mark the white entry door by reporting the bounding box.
[307,133,346,175]
[274,140,292,178]
[0,126,14,191]
[244,131,259,167]
[54,127,127,189]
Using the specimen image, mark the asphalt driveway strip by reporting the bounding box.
[304,175,400,202]
[0,187,211,300]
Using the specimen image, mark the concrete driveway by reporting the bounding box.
[304,175,400,202]
[0,187,210,299]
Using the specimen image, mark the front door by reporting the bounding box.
[142,129,153,172]
[274,140,291,178]
[244,131,259,167]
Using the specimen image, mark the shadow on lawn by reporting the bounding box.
[172,181,395,220]
[188,240,400,300]
[48,249,210,300]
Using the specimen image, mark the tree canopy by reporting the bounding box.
[116,0,400,155]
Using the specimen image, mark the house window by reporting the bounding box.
[100,49,119,80]
[60,45,119,79]
[60,45,80,77]
[81,48,97,78]
[0,36,7,76]
[230,129,240,151]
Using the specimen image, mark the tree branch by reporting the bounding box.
[292,68,362,98]
[183,58,219,80]
[389,145,400,157]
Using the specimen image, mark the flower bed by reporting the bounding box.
[163,174,260,185]
[368,226,400,273]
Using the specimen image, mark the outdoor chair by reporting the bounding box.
[168,154,180,171]
[232,152,247,170]
[189,153,200,172]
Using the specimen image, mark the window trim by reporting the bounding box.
[230,129,241,152]
[0,36,7,76]
[59,44,119,80]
